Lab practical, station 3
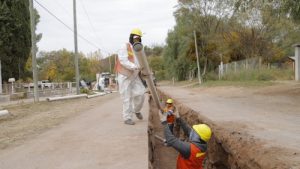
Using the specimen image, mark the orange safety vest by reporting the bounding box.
[176,143,206,169]
[163,106,175,124]
[115,43,135,76]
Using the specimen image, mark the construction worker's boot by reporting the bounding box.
[135,112,143,120]
[124,119,135,125]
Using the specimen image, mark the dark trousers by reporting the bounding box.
[168,124,174,134]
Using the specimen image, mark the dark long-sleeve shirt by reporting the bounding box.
[162,118,208,159]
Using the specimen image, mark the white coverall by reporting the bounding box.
[117,43,145,121]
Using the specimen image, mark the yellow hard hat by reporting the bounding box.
[166,99,173,104]
[192,124,212,142]
[131,28,142,37]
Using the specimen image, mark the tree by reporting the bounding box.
[99,54,116,74]
[280,0,300,22]
[145,45,164,57]
[0,0,41,81]
[163,0,300,81]
[37,49,107,82]
[148,56,165,80]
[164,0,232,80]
[38,49,75,82]
[232,0,300,60]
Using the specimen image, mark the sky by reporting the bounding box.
[34,0,178,57]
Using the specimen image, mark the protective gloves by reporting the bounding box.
[167,110,173,116]
[138,70,149,79]
[158,110,167,123]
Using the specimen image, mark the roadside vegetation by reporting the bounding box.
[1,0,299,85]
[160,0,300,82]
[204,68,293,87]
[149,0,299,85]
[205,68,294,81]
[159,68,293,87]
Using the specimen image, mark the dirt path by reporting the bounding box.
[159,83,300,168]
[0,94,148,169]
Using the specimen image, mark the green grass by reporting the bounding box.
[201,68,293,87]
[220,68,294,81]
[158,79,198,86]
[201,80,275,87]
[158,79,275,88]
[158,68,294,88]
[80,88,93,95]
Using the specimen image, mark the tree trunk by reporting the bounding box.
[0,60,2,94]
[202,54,208,76]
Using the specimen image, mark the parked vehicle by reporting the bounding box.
[98,72,111,91]
[40,80,52,88]
[22,83,34,88]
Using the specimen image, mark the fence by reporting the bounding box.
[218,57,293,79]
[219,57,261,75]
[0,82,77,101]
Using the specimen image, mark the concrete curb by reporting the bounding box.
[86,92,106,99]
[47,94,88,102]
[0,110,10,117]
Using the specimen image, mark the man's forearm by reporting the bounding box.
[176,118,191,137]
[162,121,191,159]
[119,57,137,70]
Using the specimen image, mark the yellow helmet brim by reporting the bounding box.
[131,28,142,37]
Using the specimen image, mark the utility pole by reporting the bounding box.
[114,54,118,86]
[109,54,112,73]
[294,44,300,81]
[0,60,2,94]
[18,58,21,80]
[219,54,224,80]
[29,0,39,102]
[73,0,80,94]
[193,30,202,85]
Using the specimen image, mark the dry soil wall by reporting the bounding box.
[148,90,291,169]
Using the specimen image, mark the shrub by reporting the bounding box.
[206,68,293,81]
[80,88,91,94]
[204,72,219,81]
[257,73,275,81]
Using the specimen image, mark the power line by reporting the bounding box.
[34,0,101,51]
[79,0,100,40]
[53,0,72,17]
[78,0,111,55]
[51,0,110,56]
[78,0,96,43]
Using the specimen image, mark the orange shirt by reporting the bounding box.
[164,106,175,124]
[177,143,205,169]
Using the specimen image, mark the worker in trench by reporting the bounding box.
[115,28,145,125]
[163,99,177,133]
[158,104,212,169]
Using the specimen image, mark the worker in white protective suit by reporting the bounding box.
[115,28,146,125]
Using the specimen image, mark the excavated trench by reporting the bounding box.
[148,90,290,169]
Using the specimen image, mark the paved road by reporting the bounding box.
[0,94,148,169]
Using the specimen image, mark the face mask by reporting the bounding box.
[129,34,142,45]
[189,130,197,141]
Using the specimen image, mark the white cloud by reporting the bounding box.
[35,0,177,56]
